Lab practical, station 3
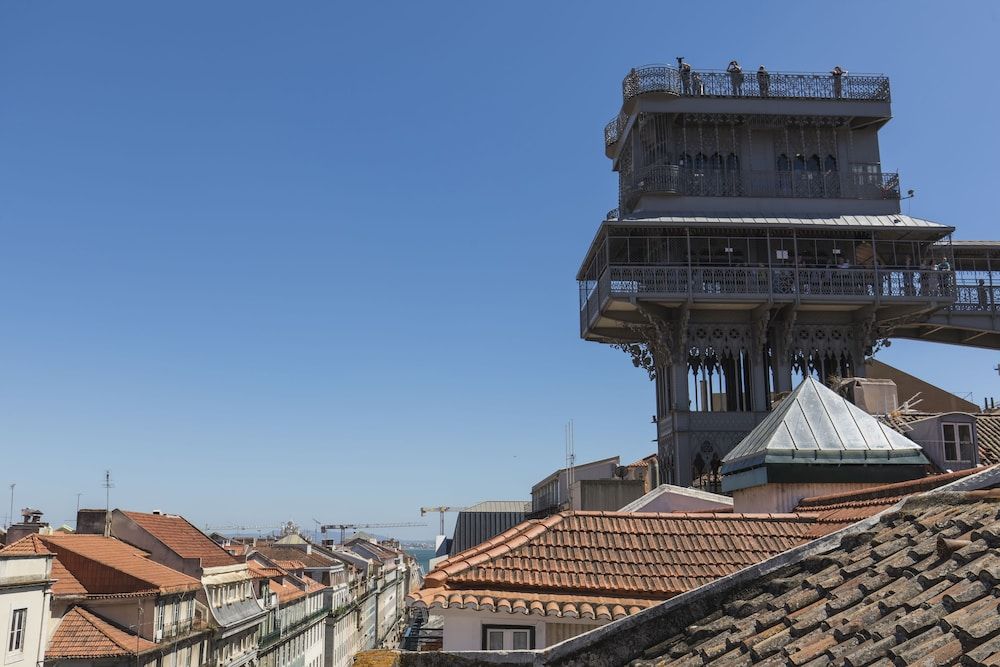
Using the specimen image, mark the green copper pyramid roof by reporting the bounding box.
[722,377,929,479]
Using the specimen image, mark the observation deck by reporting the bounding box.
[605,64,891,150]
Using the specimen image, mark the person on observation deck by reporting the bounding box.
[757,65,770,97]
[680,62,692,95]
[727,60,744,96]
[978,279,991,308]
[692,71,704,96]
[831,65,846,98]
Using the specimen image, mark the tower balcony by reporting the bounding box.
[580,264,956,341]
[621,164,899,207]
[604,65,891,149]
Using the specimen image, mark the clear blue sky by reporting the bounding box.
[2,1,998,539]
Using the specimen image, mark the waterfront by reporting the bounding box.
[404,547,435,574]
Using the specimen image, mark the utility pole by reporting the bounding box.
[102,470,115,537]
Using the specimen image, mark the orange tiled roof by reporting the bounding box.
[121,511,240,568]
[411,510,826,620]
[51,557,88,596]
[275,559,306,571]
[268,578,308,604]
[47,606,157,659]
[39,534,201,595]
[0,533,54,555]
[795,467,987,525]
[304,577,326,594]
[248,561,285,580]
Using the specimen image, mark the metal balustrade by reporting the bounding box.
[951,281,1000,312]
[580,266,956,308]
[621,65,890,103]
[623,165,900,202]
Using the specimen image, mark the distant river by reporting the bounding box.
[405,548,436,574]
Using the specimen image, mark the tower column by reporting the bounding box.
[751,356,769,411]
[670,362,690,412]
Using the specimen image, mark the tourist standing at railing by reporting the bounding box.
[757,66,770,97]
[902,255,915,296]
[727,61,744,96]
[692,71,704,96]
[680,62,692,95]
[919,257,935,296]
[978,279,991,308]
[831,66,846,98]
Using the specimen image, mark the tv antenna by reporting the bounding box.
[102,470,114,512]
[565,420,576,493]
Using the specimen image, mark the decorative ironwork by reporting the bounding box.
[621,65,890,103]
[622,164,899,202]
[604,265,956,301]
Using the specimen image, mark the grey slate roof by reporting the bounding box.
[448,501,530,557]
[609,213,950,230]
[463,501,531,513]
[722,377,929,476]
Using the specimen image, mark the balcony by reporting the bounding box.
[624,65,888,102]
[621,165,899,206]
[580,266,956,336]
[605,66,890,147]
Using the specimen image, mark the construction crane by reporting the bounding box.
[419,506,466,536]
[203,522,293,536]
[318,522,425,545]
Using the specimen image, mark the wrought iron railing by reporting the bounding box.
[590,266,956,301]
[621,65,890,103]
[950,280,1000,312]
[623,165,900,201]
[604,109,629,147]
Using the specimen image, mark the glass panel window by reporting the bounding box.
[943,423,974,461]
[483,626,535,650]
[8,608,26,653]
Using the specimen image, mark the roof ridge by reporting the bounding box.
[796,466,986,508]
[75,607,134,653]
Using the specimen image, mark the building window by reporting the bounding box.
[943,423,974,461]
[481,625,534,651]
[8,608,26,653]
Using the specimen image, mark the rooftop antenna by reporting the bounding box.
[565,420,576,507]
[7,483,14,529]
[102,470,114,537]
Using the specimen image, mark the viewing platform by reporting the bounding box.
[621,163,899,204]
[605,64,891,149]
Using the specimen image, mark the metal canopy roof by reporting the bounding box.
[608,214,950,230]
[722,377,928,476]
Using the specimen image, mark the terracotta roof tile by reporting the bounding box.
[46,606,158,659]
[410,511,827,620]
[39,534,201,595]
[975,414,1000,465]
[50,557,88,596]
[122,511,239,568]
[252,544,337,569]
[248,561,285,580]
[0,533,53,555]
[794,467,988,526]
[268,579,308,605]
[626,489,1000,666]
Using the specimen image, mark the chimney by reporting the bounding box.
[76,509,108,535]
[846,378,899,415]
